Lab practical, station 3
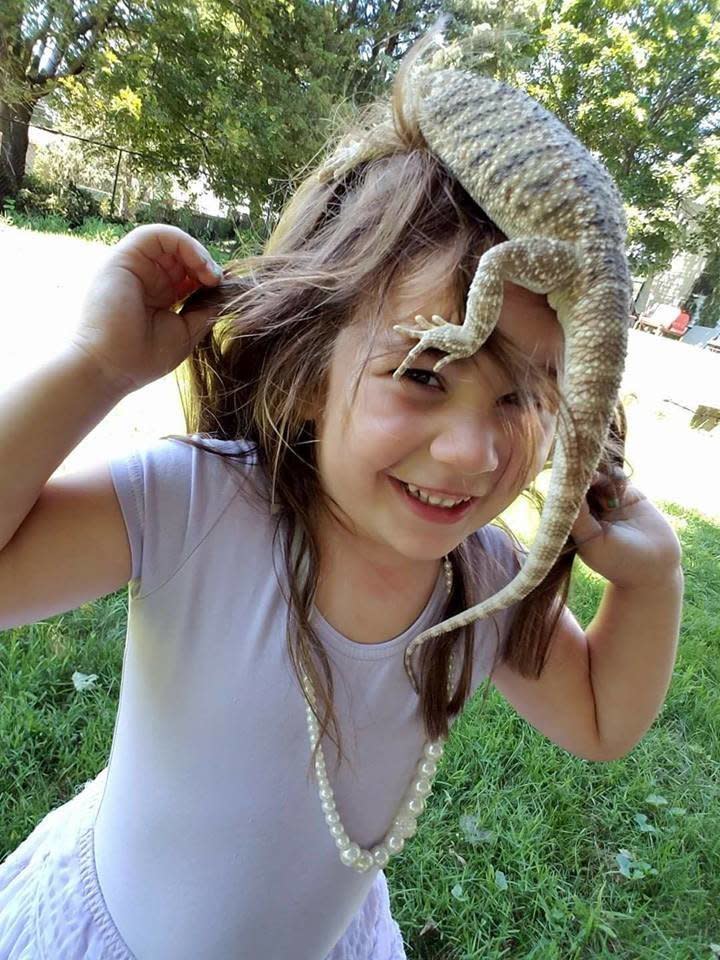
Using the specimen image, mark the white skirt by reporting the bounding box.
[0,768,407,959]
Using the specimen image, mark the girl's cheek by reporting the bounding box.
[365,387,425,428]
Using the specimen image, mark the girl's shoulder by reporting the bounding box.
[119,433,264,497]
[108,433,271,598]
[175,433,260,461]
[154,433,263,481]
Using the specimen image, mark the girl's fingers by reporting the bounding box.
[167,227,223,284]
[118,224,223,289]
[156,252,188,287]
[170,303,220,347]
[590,468,623,508]
[570,496,603,546]
[174,275,202,301]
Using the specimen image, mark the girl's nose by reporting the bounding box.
[429,414,502,481]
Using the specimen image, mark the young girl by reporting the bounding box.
[0,29,683,960]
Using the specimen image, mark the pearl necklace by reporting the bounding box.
[301,555,454,873]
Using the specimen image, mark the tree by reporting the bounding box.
[432,0,720,275]
[0,0,139,202]
[50,0,458,226]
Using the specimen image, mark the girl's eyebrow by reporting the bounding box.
[373,344,449,366]
[377,337,559,377]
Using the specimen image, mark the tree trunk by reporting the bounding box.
[0,99,35,205]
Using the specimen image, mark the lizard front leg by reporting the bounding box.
[392,237,579,380]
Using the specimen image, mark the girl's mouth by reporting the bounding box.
[388,476,477,525]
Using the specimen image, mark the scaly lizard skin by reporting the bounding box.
[394,66,632,691]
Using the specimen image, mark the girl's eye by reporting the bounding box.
[395,367,443,389]
[393,370,544,409]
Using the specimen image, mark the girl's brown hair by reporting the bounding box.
[171,22,628,779]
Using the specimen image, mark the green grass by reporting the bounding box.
[388,501,720,960]
[1,500,718,958]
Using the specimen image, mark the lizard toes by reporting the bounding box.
[393,323,425,340]
[433,353,457,373]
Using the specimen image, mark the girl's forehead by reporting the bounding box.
[387,254,460,317]
[496,284,564,364]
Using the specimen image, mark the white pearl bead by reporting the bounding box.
[393,815,417,839]
[302,567,456,873]
[340,843,361,865]
[414,777,432,797]
[372,845,390,867]
[386,833,405,853]
[353,851,374,872]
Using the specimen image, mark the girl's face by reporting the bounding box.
[313,251,563,572]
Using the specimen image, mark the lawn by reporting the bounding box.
[1,215,718,958]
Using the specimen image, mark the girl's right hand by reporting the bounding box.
[71,224,224,396]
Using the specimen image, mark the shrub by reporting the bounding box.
[74,217,134,244]
[16,173,101,228]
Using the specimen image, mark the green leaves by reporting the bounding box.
[615,848,657,879]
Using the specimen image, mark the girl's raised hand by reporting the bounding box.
[570,468,682,588]
[70,224,224,395]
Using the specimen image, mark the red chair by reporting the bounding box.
[662,311,691,339]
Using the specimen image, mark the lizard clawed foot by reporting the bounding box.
[392,316,476,379]
[394,313,448,335]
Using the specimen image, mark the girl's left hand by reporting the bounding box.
[570,468,683,589]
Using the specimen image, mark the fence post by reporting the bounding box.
[110,148,123,217]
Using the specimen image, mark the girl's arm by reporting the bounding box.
[585,566,683,759]
[490,566,683,762]
[491,479,683,762]
[0,347,125,553]
[0,225,220,630]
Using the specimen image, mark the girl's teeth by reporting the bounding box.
[405,482,471,508]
